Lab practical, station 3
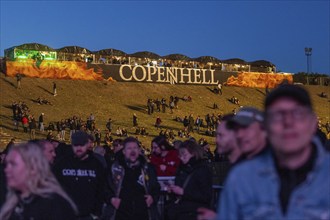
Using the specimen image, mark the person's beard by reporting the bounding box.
[75,151,89,160]
[126,153,140,167]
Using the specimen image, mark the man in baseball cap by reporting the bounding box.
[227,107,267,159]
[218,84,330,220]
[53,131,106,219]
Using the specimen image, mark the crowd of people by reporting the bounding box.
[10,98,226,152]
[10,91,330,154]
[229,96,240,105]
[146,95,192,115]
[175,113,224,138]
[1,84,329,220]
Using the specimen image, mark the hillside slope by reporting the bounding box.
[1,73,329,151]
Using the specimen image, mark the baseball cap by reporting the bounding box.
[228,107,264,127]
[71,131,89,146]
[265,84,313,110]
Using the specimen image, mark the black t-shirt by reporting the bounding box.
[275,146,317,215]
[53,154,106,217]
[9,193,76,220]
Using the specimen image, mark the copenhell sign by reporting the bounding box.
[5,60,292,88]
[105,64,228,85]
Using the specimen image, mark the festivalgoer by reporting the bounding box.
[216,114,242,164]
[200,141,214,163]
[32,139,56,165]
[166,140,213,220]
[150,136,180,177]
[16,73,21,89]
[173,140,183,150]
[94,128,102,146]
[103,138,123,169]
[104,132,113,146]
[116,127,123,136]
[29,115,37,140]
[161,98,167,113]
[87,133,95,152]
[39,112,45,132]
[169,100,175,113]
[106,118,113,132]
[188,114,194,133]
[217,82,222,95]
[108,137,160,220]
[53,131,106,219]
[21,115,29,133]
[112,138,123,154]
[53,82,57,96]
[195,115,202,132]
[133,113,138,127]
[227,107,267,159]
[155,116,162,130]
[141,127,148,136]
[197,114,241,220]
[93,145,107,169]
[218,84,330,219]
[0,142,77,220]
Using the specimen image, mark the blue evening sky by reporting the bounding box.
[1,1,329,74]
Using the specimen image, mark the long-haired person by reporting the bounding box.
[0,142,77,220]
[166,140,213,220]
[150,136,180,177]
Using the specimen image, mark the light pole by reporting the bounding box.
[304,47,312,73]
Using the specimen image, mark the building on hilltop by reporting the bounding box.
[4,42,278,73]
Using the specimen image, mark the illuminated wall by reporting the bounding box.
[5,60,292,88]
[6,60,103,80]
[226,72,293,88]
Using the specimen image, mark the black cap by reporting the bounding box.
[265,84,312,110]
[228,107,264,127]
[71,131,89,146]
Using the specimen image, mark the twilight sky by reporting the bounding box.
[1,0,329,74]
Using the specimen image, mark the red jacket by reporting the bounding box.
[22,116,29,125]
[150,150,180,176]
[155,117,162,125]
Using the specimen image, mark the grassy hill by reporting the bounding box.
[1,72,329,151]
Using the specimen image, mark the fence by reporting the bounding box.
[293,75,330,86]
[156,161,229,219]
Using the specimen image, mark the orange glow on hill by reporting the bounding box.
[225,72,293,88]
[6,60,104,81]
